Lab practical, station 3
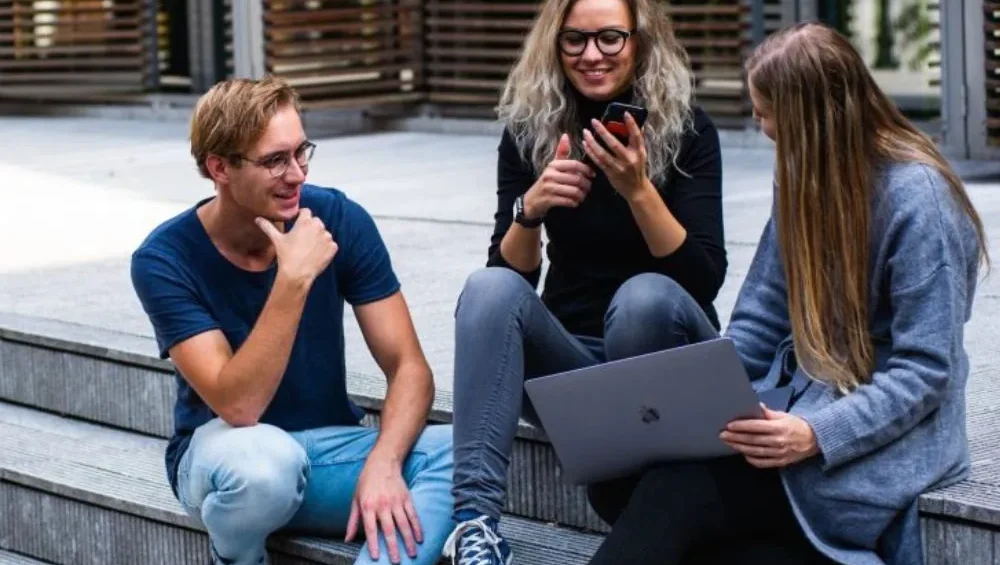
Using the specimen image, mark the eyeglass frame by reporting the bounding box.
[557,27,636,57]
[231,140,317,178]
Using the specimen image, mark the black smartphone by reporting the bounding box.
[581,101,648,167]
[600,102,648,142]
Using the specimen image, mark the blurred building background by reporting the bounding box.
[0,0,996,160]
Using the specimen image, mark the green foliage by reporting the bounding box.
[893,0,936,71]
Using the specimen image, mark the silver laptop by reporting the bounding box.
[523,337,784,485]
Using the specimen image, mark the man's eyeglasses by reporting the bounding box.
[557,28,635,57]
[234,140,316,178]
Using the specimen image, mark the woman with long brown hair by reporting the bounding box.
[584,22,989,565]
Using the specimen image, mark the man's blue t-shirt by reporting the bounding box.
[130,185,400,493]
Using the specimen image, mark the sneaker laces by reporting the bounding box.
[443,516,505,565]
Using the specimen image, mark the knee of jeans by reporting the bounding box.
[455,267,533,320]
[606,273,688,326]
[209,424,309,516]
[415,424,454,471]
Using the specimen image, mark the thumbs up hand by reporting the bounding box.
[255,208,338,289]
[520,133,595,222]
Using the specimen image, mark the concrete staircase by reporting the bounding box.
[0,312,998,564]
[0,551,47,565]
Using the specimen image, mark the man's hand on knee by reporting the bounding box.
[346,451,423,564]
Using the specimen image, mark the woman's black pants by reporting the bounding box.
[586,456,838,565]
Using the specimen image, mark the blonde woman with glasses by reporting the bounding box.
[583,22,989,565]
[444,1,728,563]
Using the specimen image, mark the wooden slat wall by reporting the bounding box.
[222,0,233,78]
[987,1,999,147]
[423,0,533,113]
[262,0,424,109]
[669,1,751,119]
[422,1,770,119]
[0,0,151,99]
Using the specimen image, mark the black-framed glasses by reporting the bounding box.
[234,140,316,178]
[557,28,635,57]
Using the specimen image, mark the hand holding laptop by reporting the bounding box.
[523,338,806,485]
[720,406,819,468]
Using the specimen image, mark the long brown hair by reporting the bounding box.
[746,22,989,392]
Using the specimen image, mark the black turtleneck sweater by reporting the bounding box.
[486,89,727,337]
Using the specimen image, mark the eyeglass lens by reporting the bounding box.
[267,143,315,177]
[558,29,629,56]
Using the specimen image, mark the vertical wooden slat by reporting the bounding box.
[749,0,766,45]
[986,1,999,147]
[145,0,159,90]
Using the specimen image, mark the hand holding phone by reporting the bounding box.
[582,101,648,166]
[600,102,648,143]
[582,101,650,199]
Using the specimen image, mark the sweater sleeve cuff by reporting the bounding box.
[803,404,858,470]
[654,235,698,266]
[651,236,721,304]
[487,249,541,288]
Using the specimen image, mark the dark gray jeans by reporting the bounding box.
[451,267,719,520]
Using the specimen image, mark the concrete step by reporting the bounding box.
[3,313,1000,564]
[0,551,50,565]
[0,312,606,532]
[0,401,602,565]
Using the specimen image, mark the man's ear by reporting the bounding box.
[205,154,232,184]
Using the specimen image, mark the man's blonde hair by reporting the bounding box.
[190,75,302,179]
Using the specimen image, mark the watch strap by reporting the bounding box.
[514,195,543,228]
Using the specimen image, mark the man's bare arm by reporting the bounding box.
[356,290,434,459]
[345,290,434,563]
[168,276,310,427]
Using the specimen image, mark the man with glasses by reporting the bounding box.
[131,76,454,565]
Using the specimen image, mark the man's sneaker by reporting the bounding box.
[443,512,513,565]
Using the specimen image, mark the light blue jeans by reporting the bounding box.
[452,267,720,521]
[176,419,455,565]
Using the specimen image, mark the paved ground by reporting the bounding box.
[1,115,999,401]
